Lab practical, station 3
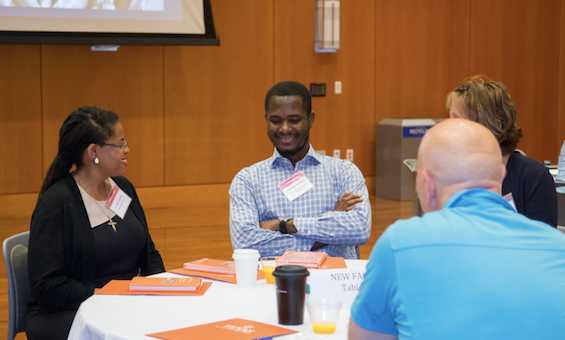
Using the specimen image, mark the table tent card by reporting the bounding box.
[307,265,367,309]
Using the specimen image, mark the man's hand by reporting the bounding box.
[310,241,326,251]
[334,191,364,211]
[259,220,279,231]
[260,219,297,234]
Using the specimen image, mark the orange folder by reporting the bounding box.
[129,277,202,291]
[168,268,265,284]
[97,279,212,296]
[315,256,348,270]
[147,318,298,340]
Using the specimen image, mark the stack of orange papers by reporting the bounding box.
[147,318,298,340]
[168,268,265,284]
[279,251,327,268]
[97,279,212,296]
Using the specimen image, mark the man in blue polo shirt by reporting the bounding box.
[349,119,565,340]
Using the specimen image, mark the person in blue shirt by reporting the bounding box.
[349,119,565,340]
[229,81,371,259]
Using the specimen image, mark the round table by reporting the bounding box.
[67,260,368,340]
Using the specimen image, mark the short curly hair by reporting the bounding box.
[264,81,312,117]
[446,75,523,156]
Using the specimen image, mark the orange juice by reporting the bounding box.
[312,321,336,334]
[263,266,276,284]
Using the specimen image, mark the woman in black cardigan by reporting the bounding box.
[27,106,165,340]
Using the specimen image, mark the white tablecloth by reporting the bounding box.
[67,260,368,340]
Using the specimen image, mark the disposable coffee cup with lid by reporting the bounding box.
[273,265,310,325]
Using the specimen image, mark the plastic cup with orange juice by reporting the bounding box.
[306,299,342,334]
[260,257,287,284]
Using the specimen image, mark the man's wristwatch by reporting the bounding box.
[279,217,291,234]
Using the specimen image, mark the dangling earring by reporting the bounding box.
[93,157,100,165]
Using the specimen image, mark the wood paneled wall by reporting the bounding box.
[0,45,42,194]
[41,45,165,187]
[469,0,561,161]
[375,0,471,121]
[1,0,564,195]
[163,1,274,185]
[0,1,564,337]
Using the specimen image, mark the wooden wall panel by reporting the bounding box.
[0,45,42,194]
[40,45,164,187]
[163,0,274,186]
[163,226,233,270]
[470,0,561,163]
[137,184,230,230]
[375,0,471,122]
[0,192,36,248]
[274,0,376,176]
[375,0,470,124]
[137,184,231,269]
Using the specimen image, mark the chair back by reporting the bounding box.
[3,231,30,340]
[555,182,565,227]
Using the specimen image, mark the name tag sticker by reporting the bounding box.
[106,186,132,219]
[503,192,517,212]
[279,171,314,202]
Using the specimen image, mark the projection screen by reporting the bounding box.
[0,0,218,45]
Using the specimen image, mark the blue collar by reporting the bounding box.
[443,188,515,212]
[269,144,322,168]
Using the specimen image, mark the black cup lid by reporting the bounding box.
[272,265,310,278]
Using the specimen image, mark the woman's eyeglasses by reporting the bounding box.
[100,139,127,151]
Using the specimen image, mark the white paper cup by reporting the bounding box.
[232,249,260,287]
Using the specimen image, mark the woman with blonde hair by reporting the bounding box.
[446,75,557,227]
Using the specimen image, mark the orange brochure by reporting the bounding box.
[129,277,202,291]
[147,318,298,340]
[183,258,236,274]
[97,279,212,296]
[316,257,347,270]
[279,251,327,268]
[168,268,265,284]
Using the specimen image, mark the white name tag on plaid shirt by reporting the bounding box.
[279,171,314,201]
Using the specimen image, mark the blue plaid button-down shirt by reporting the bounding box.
[229,146,371,259]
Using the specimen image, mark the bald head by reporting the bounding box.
[416,119,505,213]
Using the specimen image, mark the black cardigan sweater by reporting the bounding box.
[503,151,558,227]
[28,175,165,313]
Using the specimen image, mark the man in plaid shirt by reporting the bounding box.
[229,81,371,259]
